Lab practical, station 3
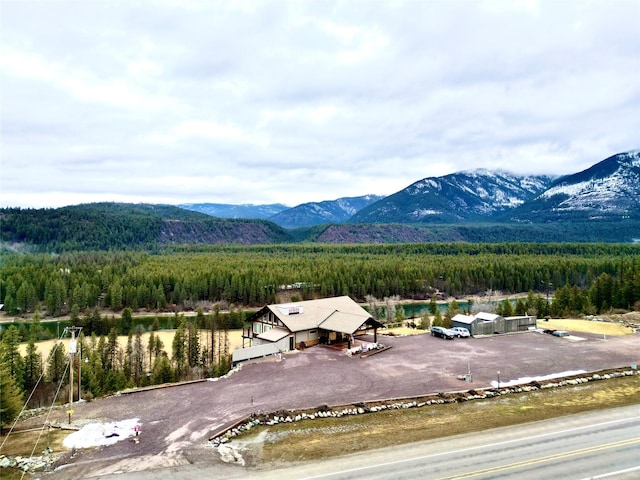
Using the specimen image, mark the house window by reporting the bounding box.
[253,323,262,334]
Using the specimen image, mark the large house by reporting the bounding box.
[232,296,383,365]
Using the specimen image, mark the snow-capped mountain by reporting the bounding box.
[179,151,639,229]
[350,170,555,224]
[509,151,640,222]
[268,195,385,228]
[179,202,288,219]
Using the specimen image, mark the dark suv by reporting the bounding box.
[431,326,455,339]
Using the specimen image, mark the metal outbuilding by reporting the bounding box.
[452,312,536,336]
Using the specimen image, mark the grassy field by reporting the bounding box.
[0,425,67,458]
[540,319,633,336]
[239,374,640,465]
[18,329,245,360]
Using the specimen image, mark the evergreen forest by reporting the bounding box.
[2,242,640,427]
[2,243,639,319]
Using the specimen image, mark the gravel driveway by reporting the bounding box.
[33,330,639,479]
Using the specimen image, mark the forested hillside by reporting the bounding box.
[2,203,639,250]
[0,203,291,250]
[311,222,640,244]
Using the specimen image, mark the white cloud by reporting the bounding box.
[1,0,638,208]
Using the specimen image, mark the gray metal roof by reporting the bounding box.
[256,326,291,342]
[263,296,379,334]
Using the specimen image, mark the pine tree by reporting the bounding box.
[132,327,145,386]
[0,325,25,389]
[107,328,119,370]
[502,298,514,317]
[70,303,81,326]
[46,342,67,384]
[443,300,459,328]
[23,338,43,392]
[433,308,444,327]
[29,310,46,341]
[429,295,438,315]
[87,348,104,397]
[121,307,133,335]
[0,359,24,433]
[151,354,174,384]
[123,332,133,382]
[419,312,430,330]
[210,305,219,365]
[187,320,200,368]
[172,319,188,379]
[148,332,156,368]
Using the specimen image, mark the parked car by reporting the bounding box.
[431,326,455,339]
[451,327,470,338]
[552,330,570,337]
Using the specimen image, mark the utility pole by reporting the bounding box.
[541,280,552,320]
[78,343,82,402]
[65,326,82,423]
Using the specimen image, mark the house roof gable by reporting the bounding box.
[319,310,377,335]
[256,326,291,342]
[253,296,377,334]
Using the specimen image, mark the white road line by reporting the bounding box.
[578,465,640,479]
[300,415,640,480]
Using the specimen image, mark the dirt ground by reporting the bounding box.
[9,326,640,479]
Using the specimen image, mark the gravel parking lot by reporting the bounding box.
[31,329,639,479]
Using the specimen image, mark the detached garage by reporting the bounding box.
[452,312,536,336]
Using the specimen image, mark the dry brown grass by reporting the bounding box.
[0,427,68,480]
[541,319,632,336]
[18,329,245,359]
[382,326,425,336]
[241,374,640,464]
[0,426,67,458]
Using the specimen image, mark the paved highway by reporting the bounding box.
[85,405,640,480]
[247,405,640,480]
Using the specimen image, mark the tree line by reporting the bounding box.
[0,307,234,430]
[2,244,639,320]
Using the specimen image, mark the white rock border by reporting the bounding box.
[208,368,639,447]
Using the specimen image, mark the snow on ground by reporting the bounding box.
[491,370,587,388]
[63,418,140,449]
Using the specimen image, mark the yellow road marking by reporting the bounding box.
[436,437,640,480]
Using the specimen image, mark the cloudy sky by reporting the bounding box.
[1,0,638,208]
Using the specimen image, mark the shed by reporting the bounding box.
[452,312,536,336]
[451,312,504,335]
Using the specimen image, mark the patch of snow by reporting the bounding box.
[411,209,441,217]
[491,370,587,388]
[218,444,245,465]
[63,418,140,449]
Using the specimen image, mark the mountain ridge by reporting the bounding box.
[2,150,638,249]
[268,194,384,228]
[350,170,556,224]
[507,151,640,222]
[179,202,288,219]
